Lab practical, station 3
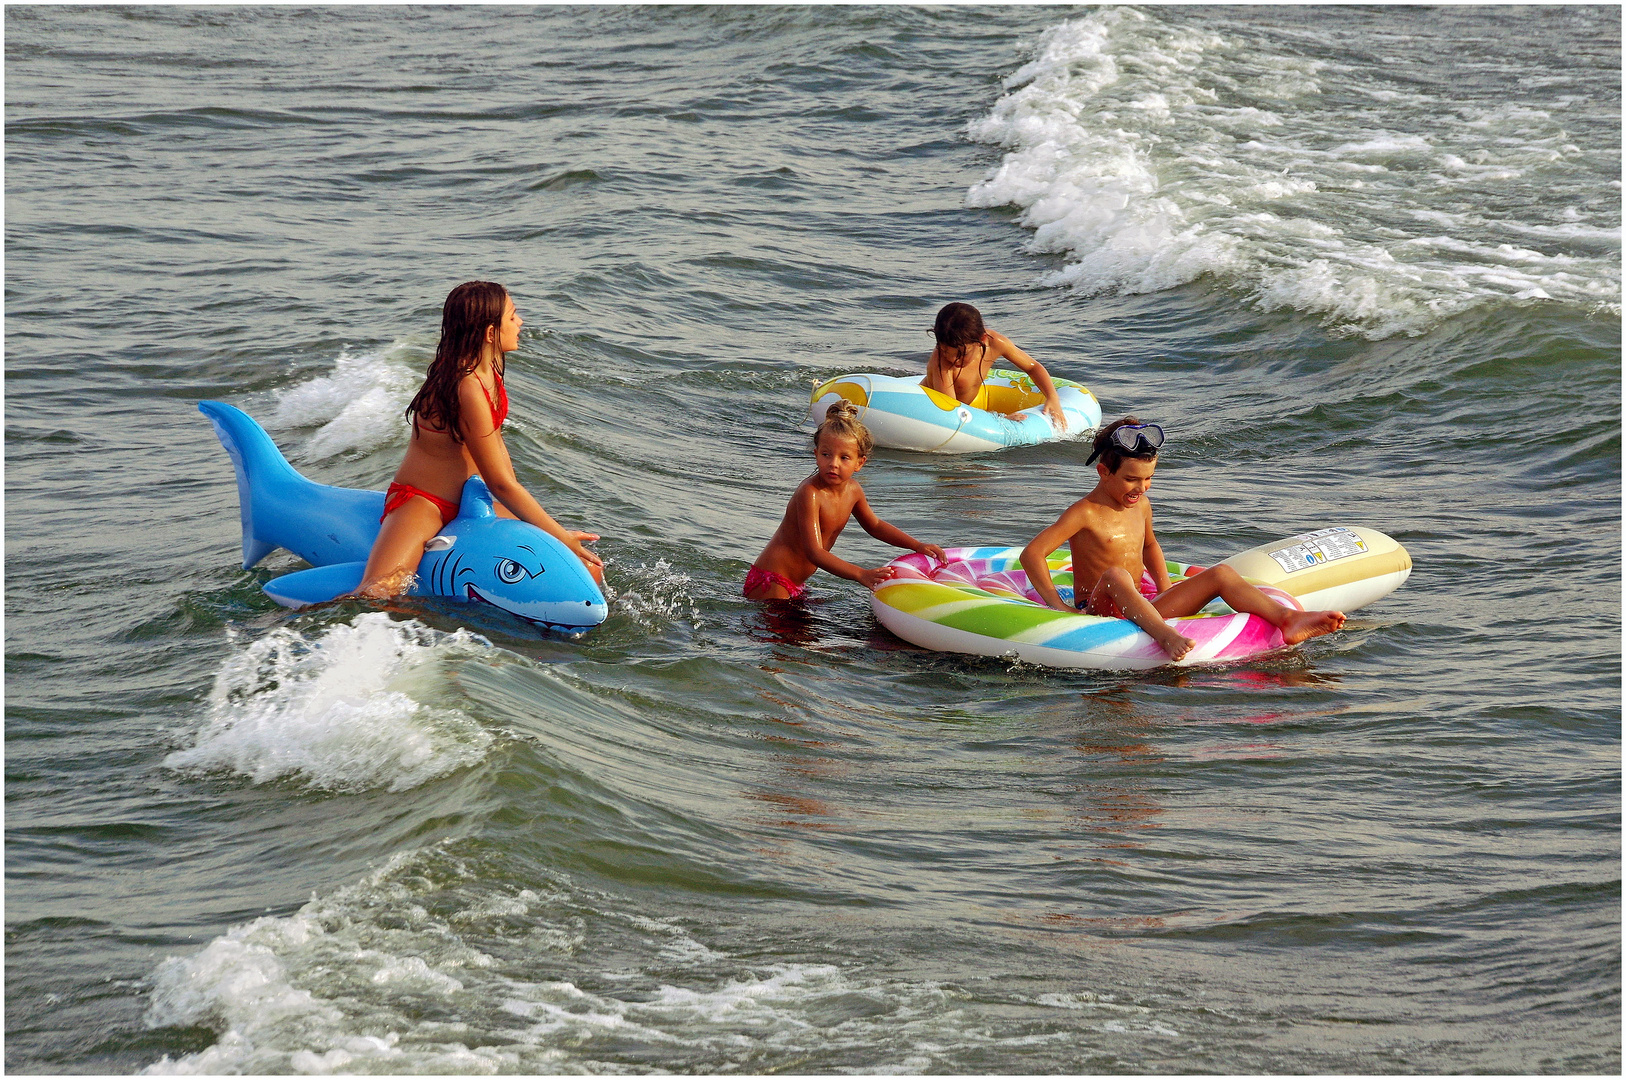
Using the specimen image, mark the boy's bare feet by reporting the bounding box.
[1279,608,1345,645]
[1150,623,1197,661]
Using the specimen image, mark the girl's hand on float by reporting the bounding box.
[919,544,947,563]
[570,542,605,570]
[858,565,895,590]
[1044,400,1068,433]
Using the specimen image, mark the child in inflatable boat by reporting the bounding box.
[745,401,946,601]
[922,302,1068,434]
[1020,417,1347,662]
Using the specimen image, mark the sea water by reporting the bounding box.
[5,5,1619,1073]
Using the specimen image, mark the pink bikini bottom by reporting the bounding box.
[744,565,806,600]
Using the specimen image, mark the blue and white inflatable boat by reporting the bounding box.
[808,369,1102,453]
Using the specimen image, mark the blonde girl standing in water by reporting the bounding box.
[354,281,603,598]
[745,401,944,600]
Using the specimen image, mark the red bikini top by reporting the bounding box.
[409,369,508,438]
[478,369,508,430]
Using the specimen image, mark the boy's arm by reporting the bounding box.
[792,486,893,588]
[1021,501,1090,611]
[990,331,1067,433]
[854,494,946,562]
[1141,501,1173,593]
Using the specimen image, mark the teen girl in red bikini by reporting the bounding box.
[353,281,603,599]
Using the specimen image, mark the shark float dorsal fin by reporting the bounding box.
[458,475,497,520]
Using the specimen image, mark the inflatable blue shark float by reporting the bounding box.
[199,401,609,633]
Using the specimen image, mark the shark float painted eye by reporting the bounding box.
[496,558,528,584]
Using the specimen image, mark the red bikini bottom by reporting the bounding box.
[382,482,459,526]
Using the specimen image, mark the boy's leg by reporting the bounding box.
[1090,569,1195,661]
[1154,565,1345,645]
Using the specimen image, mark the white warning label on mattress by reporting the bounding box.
[1267,527,1368,574]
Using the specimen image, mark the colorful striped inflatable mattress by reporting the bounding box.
[870,527,1411,670]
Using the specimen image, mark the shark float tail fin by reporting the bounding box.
[198,401,384,568]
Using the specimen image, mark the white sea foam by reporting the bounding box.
[145,842,1154,1073]
[142,850,537,1074]
[163,614,496,793]
[607,558,706,628]
[271,341,428,461]
[137,853,844,1072]
[967,7,1622,337]
[1036,990,1151,1013]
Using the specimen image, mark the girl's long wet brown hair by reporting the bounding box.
[931,301,987,368]
[405,280,508,443]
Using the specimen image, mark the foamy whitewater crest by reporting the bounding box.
[136,848,890,1072]
[138,841,1161,1073]
[141,848,539,1075]
[163,613,496,794]
[496,963,976,1066]
[271,340,428,461]
[967,9,1247,300]
[967,8,1622,337]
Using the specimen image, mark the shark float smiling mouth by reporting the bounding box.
[460,580,602,631]
[199,400,609,634]
[466,580,552,623]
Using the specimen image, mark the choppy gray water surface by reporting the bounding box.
[6,5,1620,1074]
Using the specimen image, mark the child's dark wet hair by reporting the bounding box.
[812,399,874,458]
[931,302,987,367]
[1089,415,1161,473]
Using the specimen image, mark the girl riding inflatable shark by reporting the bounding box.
[359,280,603,597]
[198,282,608,633]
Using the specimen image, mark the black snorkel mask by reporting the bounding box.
[1086,423,1165,465]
